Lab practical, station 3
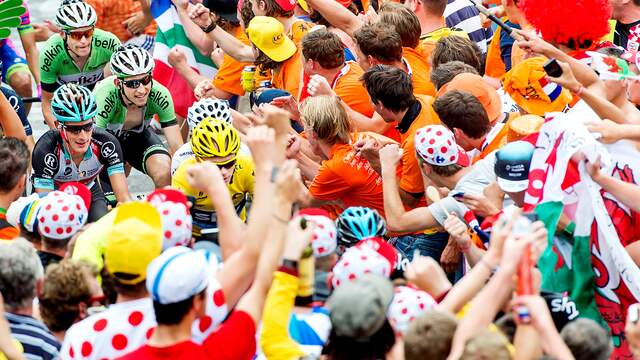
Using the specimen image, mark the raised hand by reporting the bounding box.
[275,160,306,204]
[405,253,452,299]
[246,125,277,169]
[307,75,334,97]
[0,0,26,39]
[185,162,228,196]
[443,213,472,251]
[188,3,214,30]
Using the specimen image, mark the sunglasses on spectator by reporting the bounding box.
[63,121,95,134]
[216,159,237,170]
[65,27,95,40]
[121,74,153,89]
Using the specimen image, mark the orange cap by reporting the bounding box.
[437,73,502,123]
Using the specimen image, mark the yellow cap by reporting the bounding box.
[298,0,309,12]
[105,203,162,285]
[247,16,297,63]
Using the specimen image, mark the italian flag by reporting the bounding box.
[523,114,640,359]
[150,0,218,118]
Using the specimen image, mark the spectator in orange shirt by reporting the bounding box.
[246,16,303,98]
[301,29,374,117]
[431,35,483,77]
[297,95,386,216]
[378,3,436,96]
[353,23,434,97]
[358,65,440,207]
[86,0,156,50]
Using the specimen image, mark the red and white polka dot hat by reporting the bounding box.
[387,286,436,335]
[146,189,192,250]
[298,208,337,257]
[37,191,88,240]
[330,245,392,289]
[414,125,465,166]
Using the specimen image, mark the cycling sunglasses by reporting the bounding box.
[63,121,95,134]
[65,27,95,41]
[216,159,236,170]
[121,74,153,89]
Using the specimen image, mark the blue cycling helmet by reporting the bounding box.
[51,84,97,123]
[335,206,387,247]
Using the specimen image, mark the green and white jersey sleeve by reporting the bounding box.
[39,29,121,93]
[94,76,177,134]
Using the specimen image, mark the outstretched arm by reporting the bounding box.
[306,0,363,37]
[188,4,256,62]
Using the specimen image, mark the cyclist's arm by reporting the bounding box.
[96,130,131,202]
[0,92,26,141]
[163,124,183,156]
[109,172,132,203]
[41,90,56,129]
[31,132,58,192]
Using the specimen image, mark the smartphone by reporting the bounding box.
[543,58,563,78]
[452,192,465,199]
[629,303,640,324]
[512,215,533,236]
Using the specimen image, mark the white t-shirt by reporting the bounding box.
[427,152,497,227]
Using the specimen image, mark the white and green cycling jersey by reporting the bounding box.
[93,76,177,134]
[39,28,120,92]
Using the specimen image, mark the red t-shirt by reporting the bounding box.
[117,311,256,360]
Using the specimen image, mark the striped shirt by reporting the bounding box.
[444,0,493,53]
[6,313,60,360]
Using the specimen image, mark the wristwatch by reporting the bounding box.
[202,21,217,33]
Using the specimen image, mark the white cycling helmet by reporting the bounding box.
[110,44,154,78]
[56,0,97,31]
[187,98,232,130]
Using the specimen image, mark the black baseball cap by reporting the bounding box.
[204,0,238,23]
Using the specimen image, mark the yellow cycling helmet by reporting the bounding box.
[190,117,240,161]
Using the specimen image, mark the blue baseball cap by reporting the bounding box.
[255,89,291,106]
[494,141,534,193]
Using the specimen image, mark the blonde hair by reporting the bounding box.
[300,95,352,145]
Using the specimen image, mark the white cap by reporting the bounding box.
[146,246,210,304]
[6,193,39,228]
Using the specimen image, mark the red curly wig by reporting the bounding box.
[520,0,612,48]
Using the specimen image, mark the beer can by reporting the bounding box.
[241,65,256,92]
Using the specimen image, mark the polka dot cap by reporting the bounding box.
[387,286,436,335]
[414,125,460,166]
[302,214,337,257]
[37,191,88,240]
[331,245,392,289]
[147,189,192,250]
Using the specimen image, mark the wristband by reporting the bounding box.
[279,259,299,276]
[435,288,451,303]
[202,21,217,33]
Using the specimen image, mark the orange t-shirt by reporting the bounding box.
[334,62,375,117]
[484,27,506,78]
[398,95,441,194]
[272,48,303,99]
[213,27,252,96]
[402,47,436,97]
[86,0,156,42]
[309,141,386,216]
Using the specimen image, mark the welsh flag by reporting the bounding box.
[523,114,640,359]
[150,0,218,118]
